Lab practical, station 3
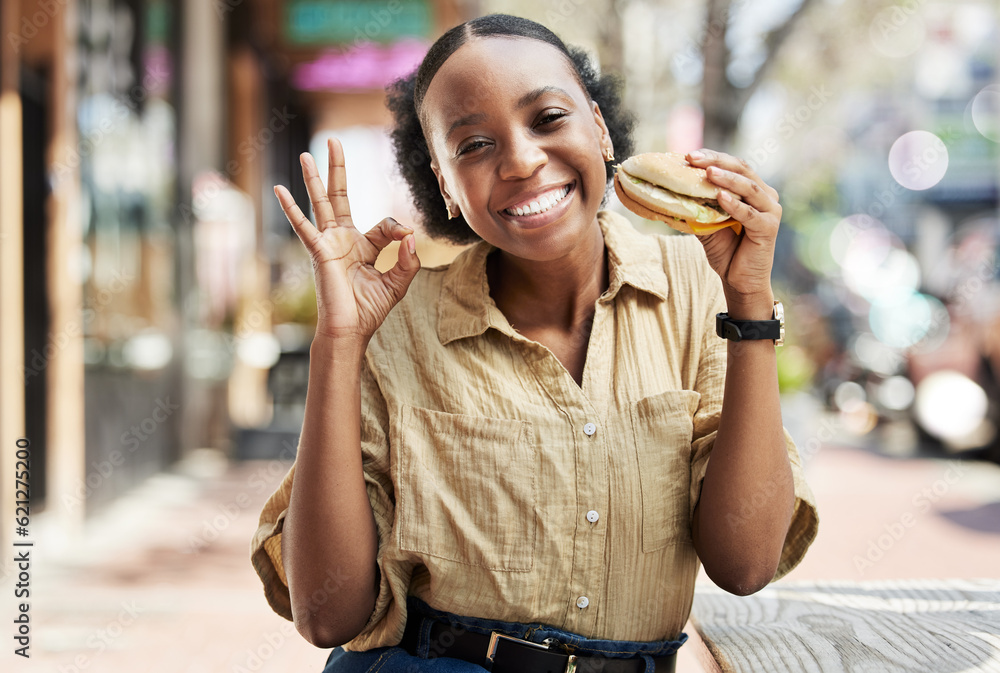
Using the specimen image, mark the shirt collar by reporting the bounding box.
[436,209,669,345]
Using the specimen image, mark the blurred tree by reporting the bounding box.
[701,0,819,150]
[479,0,626,73]
[477,0,896,167]
[595,0,627,76]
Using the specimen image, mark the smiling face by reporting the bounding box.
[421,37,612,261]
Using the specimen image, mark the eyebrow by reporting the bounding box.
[516,86,573,110]
[445,86,575,140]
[447,112,488,140]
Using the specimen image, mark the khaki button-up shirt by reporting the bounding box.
[251,210,818,650]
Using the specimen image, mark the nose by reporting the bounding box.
[497,132,547,181]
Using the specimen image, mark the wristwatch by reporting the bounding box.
[716,300,784,346]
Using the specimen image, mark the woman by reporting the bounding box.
[252,14,818,673]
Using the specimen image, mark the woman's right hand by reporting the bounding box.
[274,137,420,345]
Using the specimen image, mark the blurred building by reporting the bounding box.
[0,0,468,542]
[754,3,1000,460]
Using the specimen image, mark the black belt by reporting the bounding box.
[399,615,677,673]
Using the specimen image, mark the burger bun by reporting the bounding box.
[613,173,742,236]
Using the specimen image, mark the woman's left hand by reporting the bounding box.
[686,149,781,318]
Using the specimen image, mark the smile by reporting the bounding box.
[502,183,573,217]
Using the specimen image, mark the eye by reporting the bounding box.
[456,139,490,156]
[537,110,568,126]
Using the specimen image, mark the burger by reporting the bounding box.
[613,152,743,235]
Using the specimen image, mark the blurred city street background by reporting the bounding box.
[0,0,998,671]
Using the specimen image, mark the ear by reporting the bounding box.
[591,101,613,155]
[430,160,459,217]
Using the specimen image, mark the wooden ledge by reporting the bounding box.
[690,578,1000,672]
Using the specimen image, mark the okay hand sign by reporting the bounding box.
[274,138,420,346]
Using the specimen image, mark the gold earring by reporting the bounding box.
[447,205,458,220]
[603,147,615,162]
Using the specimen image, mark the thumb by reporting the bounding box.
[365,216,412,252]
[381,233,421,303]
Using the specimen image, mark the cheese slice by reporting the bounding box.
[619,174,731,225]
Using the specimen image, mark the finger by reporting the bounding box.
[327,137,355,229]
[381,232,421,305]
[696,227,738,247]
[274,185,322,248]
[687,149,779,202]
[706,166,778,215]
[696,226,739,258]
[364,217,413,252]
[300,152,337,229]
[716,190,779,237]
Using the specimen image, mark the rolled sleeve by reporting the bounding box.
[687,265,819,582]
[688,270,727,523]
[251,464,295,620]
[249,356,398,633]
[773,427,819,580]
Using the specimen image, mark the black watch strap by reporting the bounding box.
[716,313,782,341]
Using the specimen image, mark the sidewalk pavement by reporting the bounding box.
[1,450,329,673]
[2,425,999,672]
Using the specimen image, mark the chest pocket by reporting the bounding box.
[393,404,536,572]
[630,390,701,552]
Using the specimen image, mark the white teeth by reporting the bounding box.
[504,185,571,217]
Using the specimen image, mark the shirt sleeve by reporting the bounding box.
[686,259,819,582]
[250,354,398,626]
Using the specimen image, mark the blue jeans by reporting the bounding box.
[322,597,687,673]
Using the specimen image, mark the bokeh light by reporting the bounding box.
[913,371,989,445]
[851,332,905,377]
[829,215,888,270]
[971,85,1000,143]
[908,295,951,354]
[123,331,174,371]
[878,375,916,411]
[915,44,969,99]
[888,131,949,191]
[844,247,921,301]
[236,332,283,369]
[839,399,880,436]
[833,380,866,410]
[868,289,938,349]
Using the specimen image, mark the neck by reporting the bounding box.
[487,221,608,332]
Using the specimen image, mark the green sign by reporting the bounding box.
[285,0,432,45]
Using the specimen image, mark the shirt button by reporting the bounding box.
[583,422,596,436]
[576,596,590,609]
[586,510,600,523]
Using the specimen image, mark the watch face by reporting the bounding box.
[774,300,784,346]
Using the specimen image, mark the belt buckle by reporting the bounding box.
[486,633,578,673]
